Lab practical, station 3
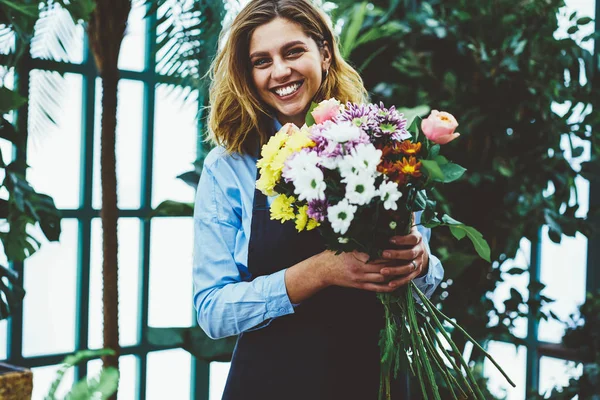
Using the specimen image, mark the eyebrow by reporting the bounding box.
[249,40,308,59]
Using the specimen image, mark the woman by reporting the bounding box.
[193,1,444,399]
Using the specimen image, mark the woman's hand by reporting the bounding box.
[376,224,430,289]
[319,250,399,293]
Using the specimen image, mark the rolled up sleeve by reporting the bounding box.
[193,163,294,340]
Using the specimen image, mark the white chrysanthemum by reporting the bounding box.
[321,121,362,143]
[338,143,382,179]
[344,173,377,205]
[283,150,321,178]
[327,199,357,235]
[292,168,326,201]
[378,180,403,210]
[352,143,382,174]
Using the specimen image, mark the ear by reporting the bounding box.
[321,40,332,71]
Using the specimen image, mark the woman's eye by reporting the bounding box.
[253,58,269,67]
[287,48,304,56]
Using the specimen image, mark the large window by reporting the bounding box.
[1,2,206,399]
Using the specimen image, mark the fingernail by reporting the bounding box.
[389,282,397,288]
[383,251,391,257]
[381,269,388,275]
[390,239,396,244]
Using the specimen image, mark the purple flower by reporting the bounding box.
[339,102,379,131]
[372,102,410,141]
[307,199,328,222]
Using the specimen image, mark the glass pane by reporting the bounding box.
[538,226,587,343]
[89,218,141,349]
[30,7,84,63]
[152,85,197,208]
[93,78,144,210]
[27,71,83,209]
[22,219,78,357]
[483,341,526,400]
[148,218,194,327]
[32,363,75,400]
[210,362,231,400]
[146,349,191,399]
[119,0,147,72]
[491,237,530,339]
[88,355,138,399]
[0,319,6,360]
[539,356,583,398]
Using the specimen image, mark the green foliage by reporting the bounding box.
[45,349,119,400]
[147,327,237,362]
[334,0,597,355]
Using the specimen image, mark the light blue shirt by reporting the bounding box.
[193,125,445,340]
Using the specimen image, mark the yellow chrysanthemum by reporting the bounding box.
[286,128,315,152]
[307,218,320,231]
[271,146,295,174]
[257,130,288,169]
[295,205,309,232]
[256,167,279,196]
[270,194,296,222]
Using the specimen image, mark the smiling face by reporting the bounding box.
[249,17,331,127]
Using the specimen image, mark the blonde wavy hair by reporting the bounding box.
[207,0,369,155]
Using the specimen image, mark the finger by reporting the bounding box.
[380,264,413,277]
[359,282,398,293]
[386,270,420,289]
[356,273,387,284]
[381,247,422,261]
[389,229,422,246]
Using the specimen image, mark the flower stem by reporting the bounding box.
[417,291,516,388]
[423,322,474,399]
[412,283,487,400]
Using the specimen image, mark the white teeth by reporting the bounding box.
[274,82,301,97]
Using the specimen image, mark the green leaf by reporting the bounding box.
[341,2,368,58]
[576,16,593,25]
[147,327,237,362]
[449,225,467,240]
[407,115,421,141]
[438,162,467,183]
[304,101,319,127]
[46,349,115,400]
[441,215,491,262]
[150,200,194,218]
[397,105,430,129]
[66,367,119,400]
[0,86,27,113]
[567,25,578,35]
[420,159,444,181]
[506,267,526,275]
[413,190,427,210]
[428,144,440,158]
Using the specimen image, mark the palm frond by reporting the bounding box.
[153,0,226,91]
[27,69,66,140]
[31,5,84,62]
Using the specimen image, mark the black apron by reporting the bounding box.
[221,178,410,400]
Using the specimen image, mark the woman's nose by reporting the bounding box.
[271,58,291,80]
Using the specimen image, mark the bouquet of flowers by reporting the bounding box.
[256,98,515,399]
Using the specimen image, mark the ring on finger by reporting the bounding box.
[410,260,418,271]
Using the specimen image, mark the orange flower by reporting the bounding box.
[398,141,421,155]
[398,157,422,177]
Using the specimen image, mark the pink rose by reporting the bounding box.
[421,110,460,144]
[311,98,342,124]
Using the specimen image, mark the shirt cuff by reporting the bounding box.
[262,269,295,319]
